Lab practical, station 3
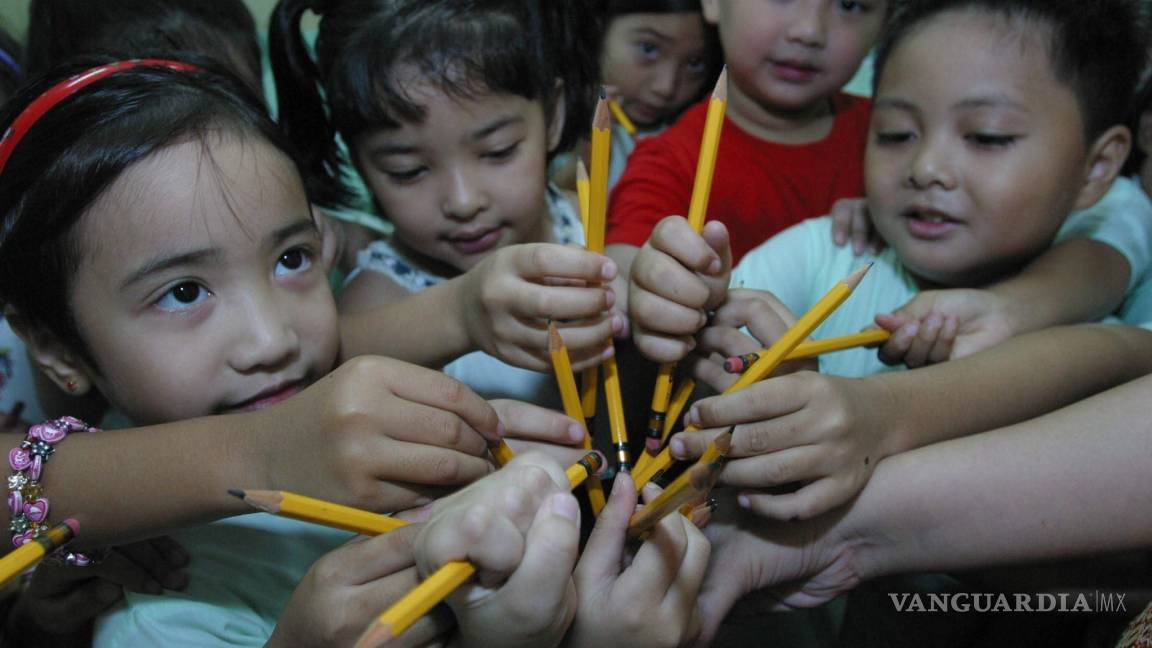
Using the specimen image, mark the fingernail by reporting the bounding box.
[604,289,616,308]
[737,494,751,509]
[670,436,686,458]
[612,313,625,334]
[601,260,618,281]
[495,422,506,438]
[549,494,580,524]
[706,257,722,274]
[163,571,189,591]
[902,322,920,337]
[687,407,700,425]
[568,423,585,442]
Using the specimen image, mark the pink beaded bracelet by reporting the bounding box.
[8,416,98,565]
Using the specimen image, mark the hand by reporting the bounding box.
[671,371,897,521]
[696,497,861,645]
[268,525,453,648]
[629,217,732,363]
[7,536,189,637]
[489,399,592,467]
[828,198,882,256]
[460,243,622,372]
[566,473,710,648]
[689,289,809,393]
[876,289,1016,367]
[416,453,581,648]
[254,355,502,514]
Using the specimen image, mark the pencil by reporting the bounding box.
[627,430,731,540]
[635,376,696,475]
[608,99,637,135]
[575,158,599,436]
[0,519,78,586]
[646,69,728,465]
[723,330,892,373]
[489,439,516,467]
[633,264,874,489]
[230,489,406,536]
[548,324,607,513]
[576,159,591,239]
[603,355,631,471]
[355,451,604,648]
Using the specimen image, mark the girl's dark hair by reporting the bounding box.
[0,24,22,105]
[1122,77,1152,177]
[270,0,599,208]
[873,0,1150,141]
[26,0,263,96]
[605,0,703,14]
[0,55,309,362]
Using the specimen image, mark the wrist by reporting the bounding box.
[439,277,479,358]
[868,374,911,459]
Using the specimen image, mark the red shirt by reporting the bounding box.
[607,93,871,265]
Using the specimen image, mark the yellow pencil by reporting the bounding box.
[0,519,78,586]
[635,376,696,475]
[230,489,406,536]
[724,329,892,373]
[633,264,874,489]
[488,439,516,467]
[576,159,591,239]
[646,69,728,465]
[627,430,731,540]
[355,452,603,647]
[549,324,607,513]
[607,99,638,135]
[575,158,599,436]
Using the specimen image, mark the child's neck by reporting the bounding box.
[726,84,836,145]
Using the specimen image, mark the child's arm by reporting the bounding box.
[565,473,710,648]
[671,323,1152,521]
[628,216,732,363]
[6,356,503,549]
[696,371,1152,642]
[413,453,581,648]
[340,244,621,372]
[268,524,453,648]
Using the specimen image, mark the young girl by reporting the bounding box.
[271,0,621,408]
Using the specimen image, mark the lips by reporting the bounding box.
[445,226,503,255]
[771,59,820,83]
[227,379,308,413]
[903,208,962,240]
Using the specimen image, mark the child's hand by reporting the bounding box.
[269,525,453,648]
[254,355,502,514]
[460,243,622,372]
[828,197,883,256]
[489,398,593,467]
[7,536,189,638]
[565,473,710,648]
[629,217,732,363]
[416,453,581,648]
[696,497,860,644]
[670,371,896,521]
[876,289,1016,367]
[689,288,807,393]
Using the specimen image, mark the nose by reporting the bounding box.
[905,136,958,191]
[229,289,300,373]
[786,2,828,48]
[649,62,679,103]
[441,166,488,222]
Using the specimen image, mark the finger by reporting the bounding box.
[576,473,636,589]
[830,206,850,247]
[658,518,711,633]
[330,525,423,586]
[89,550,165,595]
[726,412,811,458]
[927,316,958,364]
[850,204,870,256]
[737,477,848,521]
[384,368,501,446]
[873,312,910,333]
[116,538,188,591]
[421,503,525,582]
[148,535,190,569]
[550,315,622,355]
[648,216,723,275]
[687,378,808,430]
[502,440,593,467]
[618,499,691,601]
[24,579,124,632]
[381,400,492,456]
[668,428,728,461]
[696,326,763,359]
[500,493,581,620]
[632,325,698,364]
[686,351,739,393]
[876,320,918,366]
[718,446,829,489]
[507,283,615,321]
[631,254,714,320]
[387,604,455,648]
[365,438,494,487]
[512,244,617,283]
[902,313,943,368]
[490,399,585,446]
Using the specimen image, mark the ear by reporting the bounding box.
[313,205,342,273]
[1072,125,1131,211]
[547,78,567,155]
[5,306,94,397]
[700,0,720,25]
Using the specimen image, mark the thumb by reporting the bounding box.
[574,473,637,588]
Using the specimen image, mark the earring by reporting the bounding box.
[65,379,76,392]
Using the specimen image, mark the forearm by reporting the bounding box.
[988,239,1129,333]
[877,323,1152,455]
[340,279,471,367]
[849,373,1152,579]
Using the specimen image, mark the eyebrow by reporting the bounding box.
[629,27,672,43]
[119,218,317,290]
[370,114,525,156]
[873,95,1030,114]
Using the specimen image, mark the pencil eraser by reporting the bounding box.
[63,518,80,535]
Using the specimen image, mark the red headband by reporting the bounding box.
[0,59,200,177]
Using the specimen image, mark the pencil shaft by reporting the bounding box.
[602,355,631,471]
[608,99,637,135]
[270,491,407,535]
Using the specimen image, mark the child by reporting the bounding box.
[271,0,622,404]
[630,0,1152,522]
[605,0,887,277]
[553,0,721,191]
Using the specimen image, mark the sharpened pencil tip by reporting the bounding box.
[593,95,610,130]
[227,489,246,500]
[713,67,728,101]
[576,158,589,182]
[548,322,564,354]
[843,263,873,290]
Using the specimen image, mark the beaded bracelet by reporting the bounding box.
[7,416,98,565]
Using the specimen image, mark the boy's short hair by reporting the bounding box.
[872,0,1150,141]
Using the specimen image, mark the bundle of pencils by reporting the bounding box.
[633,263,874,490]
[723,329,892,373]
[627,429,731,540]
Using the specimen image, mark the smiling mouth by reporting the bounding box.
[226,379,308,413]
[445,226,503,255]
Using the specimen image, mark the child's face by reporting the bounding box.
[66,135,339,425]
[600,12,712,128]
[354,82,556,274]
[866,10,1098,286]
[701,0,885,117]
